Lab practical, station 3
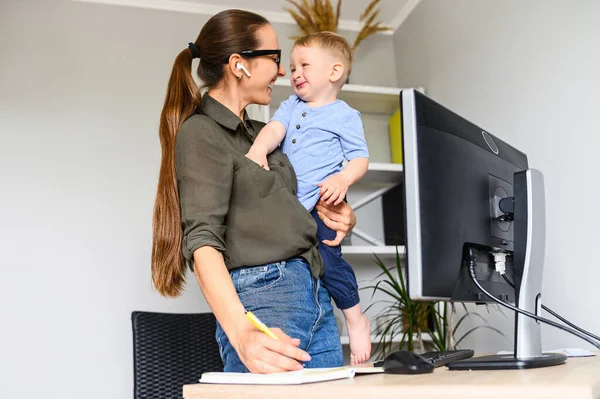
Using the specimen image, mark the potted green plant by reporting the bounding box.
[363,247,506,359]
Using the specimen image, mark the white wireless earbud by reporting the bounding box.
[236,62,251,77]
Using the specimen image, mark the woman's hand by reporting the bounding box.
[232,325,311,373]
[314,199,356,246]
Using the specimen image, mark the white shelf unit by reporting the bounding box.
[342,162,404,256]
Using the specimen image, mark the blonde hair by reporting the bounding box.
[293,31,352,82]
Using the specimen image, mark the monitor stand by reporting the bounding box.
[448,169,567,370]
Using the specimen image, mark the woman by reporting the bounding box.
[151,10,357,373]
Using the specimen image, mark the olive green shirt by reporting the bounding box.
[175,94,324,277]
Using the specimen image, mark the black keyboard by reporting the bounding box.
[373,349,474,368]
[419,349,474,367]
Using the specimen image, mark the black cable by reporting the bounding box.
[501,272,600,342]
[543,305,600,342]
[501,273,515,288]
[467,254,600,350]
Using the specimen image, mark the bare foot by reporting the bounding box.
[343,306,371,365]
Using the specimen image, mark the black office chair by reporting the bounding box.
[131,311,224,399]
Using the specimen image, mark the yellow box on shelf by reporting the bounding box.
[388,109,403,164]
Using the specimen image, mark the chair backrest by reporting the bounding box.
[131,311,223,399]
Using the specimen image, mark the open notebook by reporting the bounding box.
[199,366,355,385]
[351,362,385,374]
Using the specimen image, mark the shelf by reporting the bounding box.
[340,334,432,345]
[270,79,416,115]
[363,162,403,184]
[341,245,404,255]
[341,246,405,264]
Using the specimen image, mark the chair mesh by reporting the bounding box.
[131,311,223,399]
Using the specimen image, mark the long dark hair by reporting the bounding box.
[152,10,269,297]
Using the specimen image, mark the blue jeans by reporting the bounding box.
[311,208,360,310]
[215,257,343,372]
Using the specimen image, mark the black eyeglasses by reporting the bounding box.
[223,49,282,68]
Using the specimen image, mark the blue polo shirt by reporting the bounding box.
[271,95,369,211]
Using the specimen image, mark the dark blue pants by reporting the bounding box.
[311,208,360,310]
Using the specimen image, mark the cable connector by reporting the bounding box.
[493,251,507,275]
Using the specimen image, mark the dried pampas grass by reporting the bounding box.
[284,0,392,53]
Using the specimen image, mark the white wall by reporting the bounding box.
[394,0,600,352]
[0,1,397,398]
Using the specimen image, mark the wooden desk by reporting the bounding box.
[183,355,600,399]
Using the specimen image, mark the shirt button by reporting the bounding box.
[279,161,284,167]
[296,124,300,129]
[292,139,297,144]
[302,112,306,117]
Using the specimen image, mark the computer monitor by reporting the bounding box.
[400,89,566,369]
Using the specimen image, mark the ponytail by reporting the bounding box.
[151,47,200,297]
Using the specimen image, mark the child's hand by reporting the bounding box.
[318,173,349,205]
[245,147,270,170]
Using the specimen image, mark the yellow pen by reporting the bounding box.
[245,311,280,340]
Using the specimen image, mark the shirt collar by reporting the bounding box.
[201,94,253,133]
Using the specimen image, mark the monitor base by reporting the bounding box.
[446,353,567,370]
